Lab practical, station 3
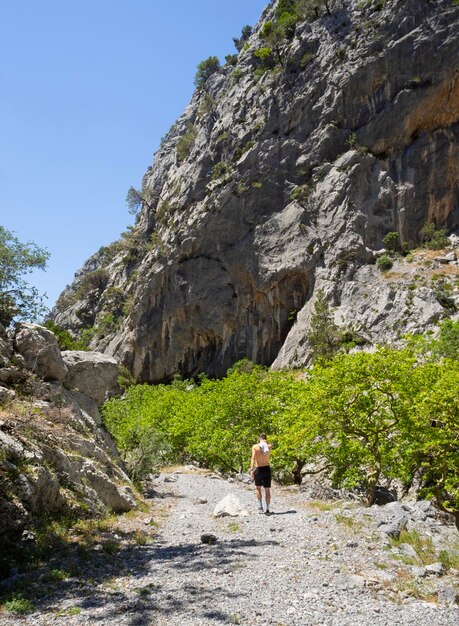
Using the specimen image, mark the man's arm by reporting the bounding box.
[250,446,256,476]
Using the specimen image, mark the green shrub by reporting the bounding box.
[211,161,229,180]
[194,56,221,89]
[43,321,88,351]
[0,226,49,326]
[435,282,457,311]
[215,131,230,144]
[95,312,120,337]
[77,268,109,297]
[225,54,238,66]
[382,231,402,252]
[233,139,255,161]
[231,69,244,84]
[233,25,252,52]
[254,67,269,80]
[177,124,197,162]
[275,0,297,18]
[3,595,34,614]
[419,222,449,250]
[346,132,357,149]
[254,47,273,61]
[80,326,97,347]
[300,51,315,68]
[100,286,128,319]
[376,254,393,271]
[290,184,312,204]
[277,11,298,37]
[118,364,137,390]
[156,200,178,225]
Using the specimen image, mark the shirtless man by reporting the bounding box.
[250,433,273,515]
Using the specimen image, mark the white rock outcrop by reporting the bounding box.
[62,350,120,403]
[14,323,67,381]
[213,494,249,518]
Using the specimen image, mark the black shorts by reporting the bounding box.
[254,466,271,488]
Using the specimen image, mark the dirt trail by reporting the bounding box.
[0,470,458,626]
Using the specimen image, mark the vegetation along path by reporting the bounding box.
[1,469,458,625]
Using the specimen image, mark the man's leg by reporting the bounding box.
[255,485,263,510]
[265,487,271,513]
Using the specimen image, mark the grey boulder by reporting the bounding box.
[62,350,120,403]
[213,494,249,518]
[14,323,67,381]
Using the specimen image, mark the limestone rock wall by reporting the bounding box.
[0,324,135,544]
[52,0,459,381]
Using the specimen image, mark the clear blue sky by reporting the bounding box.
[1,0,267,311]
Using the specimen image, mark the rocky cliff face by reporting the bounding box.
[52,0,459,381]
[0,323,136,549]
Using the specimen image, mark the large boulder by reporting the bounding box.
[0,386,16,405]
[13,323,67,381]
[82,462,136,512]
[62,351,120,404]
[213,494,249,518]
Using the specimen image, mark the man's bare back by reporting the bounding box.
[252,442,272,467]
[250,434,273,514]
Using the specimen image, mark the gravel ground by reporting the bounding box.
[1,470,458,626]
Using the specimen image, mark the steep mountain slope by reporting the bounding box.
[52,0,459,382]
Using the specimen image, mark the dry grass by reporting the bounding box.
[160,464,210,475]
[304,500,341,512]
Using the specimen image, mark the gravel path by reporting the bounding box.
[1,470,458,626]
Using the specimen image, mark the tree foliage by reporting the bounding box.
[125,186,156,216]
[306,289,340,362]
[0,226,49,326]
[103,328,459,525]
[233,25,252,52]
[194,56,221,89]
[412,361,459,529]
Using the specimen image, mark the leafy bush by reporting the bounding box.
[177,124,197,162]
[382,231,401,252]
[80,326,97,348]
[254,47,273,62]
[435,282,456,312]
[290,183,312,204]
[3,594,34,614]
[43,321,88,351]
[76,268,109,297]
[376,254,393,271]
[419,222,449,250]
[434,319,459,359]
[211,161,229,180]
[275,0,298,18]
[194,56,221,89]
[231,69,244,84]
[225,54,238,66]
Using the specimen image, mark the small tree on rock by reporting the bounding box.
[306,289,340,362]
[233,25,252,52]
[125,186,156,216]
[194,57,221,89]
